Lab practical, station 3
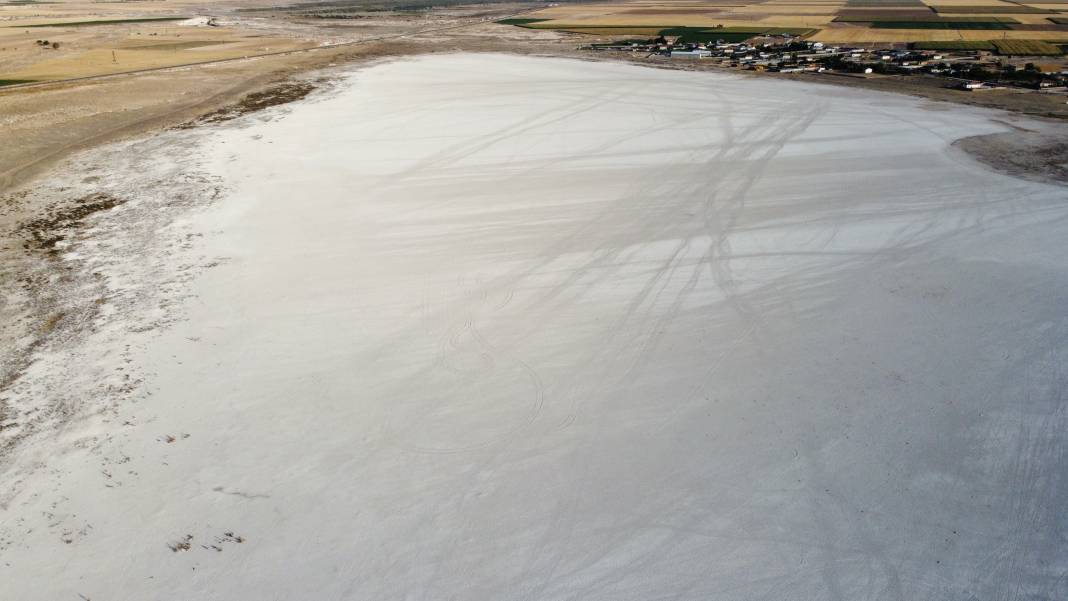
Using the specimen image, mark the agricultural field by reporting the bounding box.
[815,26,1068,41]
[992,37,1064,52]
[0,0,324,84]
[22,17,189,28]
[870,20,1013,27]
[930,4,1058,13]
[0,22,317,83]
[523,23,816,42]
[911,39,997,47]
[833,15,1020,21]
[507,0,1068,46]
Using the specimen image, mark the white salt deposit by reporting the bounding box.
[3,54,1068,600]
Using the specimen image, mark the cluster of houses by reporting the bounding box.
[584,36,1068,92]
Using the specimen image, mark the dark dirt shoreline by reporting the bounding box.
[175,81,319,129]
[953,121,1068,187]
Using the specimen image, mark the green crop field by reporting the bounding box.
[911,40,996,50]
[992,39,1064,55]
[19,17,187,28]
[0,79,35,87]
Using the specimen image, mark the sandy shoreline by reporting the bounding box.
[3,53,1068,599]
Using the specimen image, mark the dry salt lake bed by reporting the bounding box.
[2,53,1068,600]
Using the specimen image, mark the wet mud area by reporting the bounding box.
[19,193,126,255]
[955,120,1068,187]
[177,80,318,129]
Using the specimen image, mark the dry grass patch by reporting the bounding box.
[834,14,1018,20]
[15,17,187,28]
[755,14,837,23]
[623,7,731,13]
[3,30,314,81]
[121,40,229,51]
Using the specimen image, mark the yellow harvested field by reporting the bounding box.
[621,8,734,14]
[732,5,839,14]
[5,32,314,81]
[518,0,1068,46]
[814,27,1068,42]
[0,0,324,85]
[1005,14,1067,23]
[924,0,1019,5]
[755,15,837,25]
[525,0,844,28]
[0,0,213,27]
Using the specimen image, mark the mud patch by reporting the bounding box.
[177,81,317,128]
[955,126,1068,187]
[19,193,126,255]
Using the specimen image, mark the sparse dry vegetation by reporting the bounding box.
[178,81,317,128]
[20,193,125,255]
